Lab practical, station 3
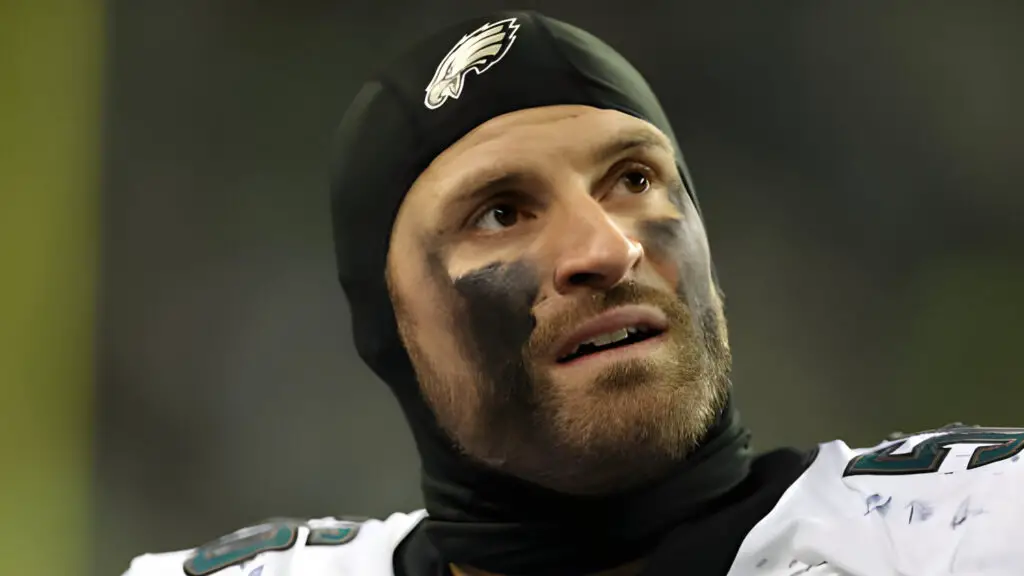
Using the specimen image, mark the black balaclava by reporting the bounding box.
[330,11,776,576]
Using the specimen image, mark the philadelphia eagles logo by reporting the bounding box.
[424,18,520,110]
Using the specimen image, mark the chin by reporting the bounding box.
[556,372,714,449]
[485,372,723,495]
[501,345,729,493]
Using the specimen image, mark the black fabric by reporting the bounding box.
[330,9,791,576]
[393,447,815,576]
[418,402,751,576]
[639,447,814,576]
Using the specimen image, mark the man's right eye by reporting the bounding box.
[473,204,520,231]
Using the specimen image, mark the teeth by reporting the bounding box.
[563,325,654,359]
[585,328,630,348]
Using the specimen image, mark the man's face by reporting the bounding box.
[387,105,730,494]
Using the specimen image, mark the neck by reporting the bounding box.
[417,399,753,576]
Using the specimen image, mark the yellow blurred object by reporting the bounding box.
[0,1,104,575]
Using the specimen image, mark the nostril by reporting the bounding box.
[568,272,602,286]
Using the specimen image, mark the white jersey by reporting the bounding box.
[731,427,1024,576]
[124,427,1024,576]
[123,513,427,576]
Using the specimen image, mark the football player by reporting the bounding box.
[123,10,1024,576]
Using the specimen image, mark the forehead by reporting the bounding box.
[402,105,675,213]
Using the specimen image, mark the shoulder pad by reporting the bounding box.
[122,511,426,576]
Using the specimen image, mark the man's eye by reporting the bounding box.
[474,204,520,231]
[621,170,651,194]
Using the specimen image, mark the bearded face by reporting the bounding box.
[386,105,730,495]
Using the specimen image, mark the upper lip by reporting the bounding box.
[553,305,669,360]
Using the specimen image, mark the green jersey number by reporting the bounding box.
[183,518,360,576]
[844,426,1024,477]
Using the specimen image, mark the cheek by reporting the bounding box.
[650,257,683,293]
[638,218,711,295]
[451,260,539,346]
[396,289,490,430]
[396,284,462,368]
[392,260,474,382]
[638,218,686,287]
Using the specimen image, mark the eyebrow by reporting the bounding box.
[436,127,676,228]
[589,128,675,166]
[443,172,535,218]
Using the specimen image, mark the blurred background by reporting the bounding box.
[2,2,1022,576]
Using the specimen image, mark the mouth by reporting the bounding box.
[554,306,669,364]
[557,325,664,363]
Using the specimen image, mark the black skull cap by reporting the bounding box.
[330,10,700,389]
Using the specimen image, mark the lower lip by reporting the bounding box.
[554,332,668,369]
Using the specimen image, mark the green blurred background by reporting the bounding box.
[1,2,102,576]
[1,2,1022,576]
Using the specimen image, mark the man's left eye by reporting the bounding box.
[621,170,651,194]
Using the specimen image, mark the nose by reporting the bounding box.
[551,201,643,295]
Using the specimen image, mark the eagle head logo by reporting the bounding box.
[424,18,520,110]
